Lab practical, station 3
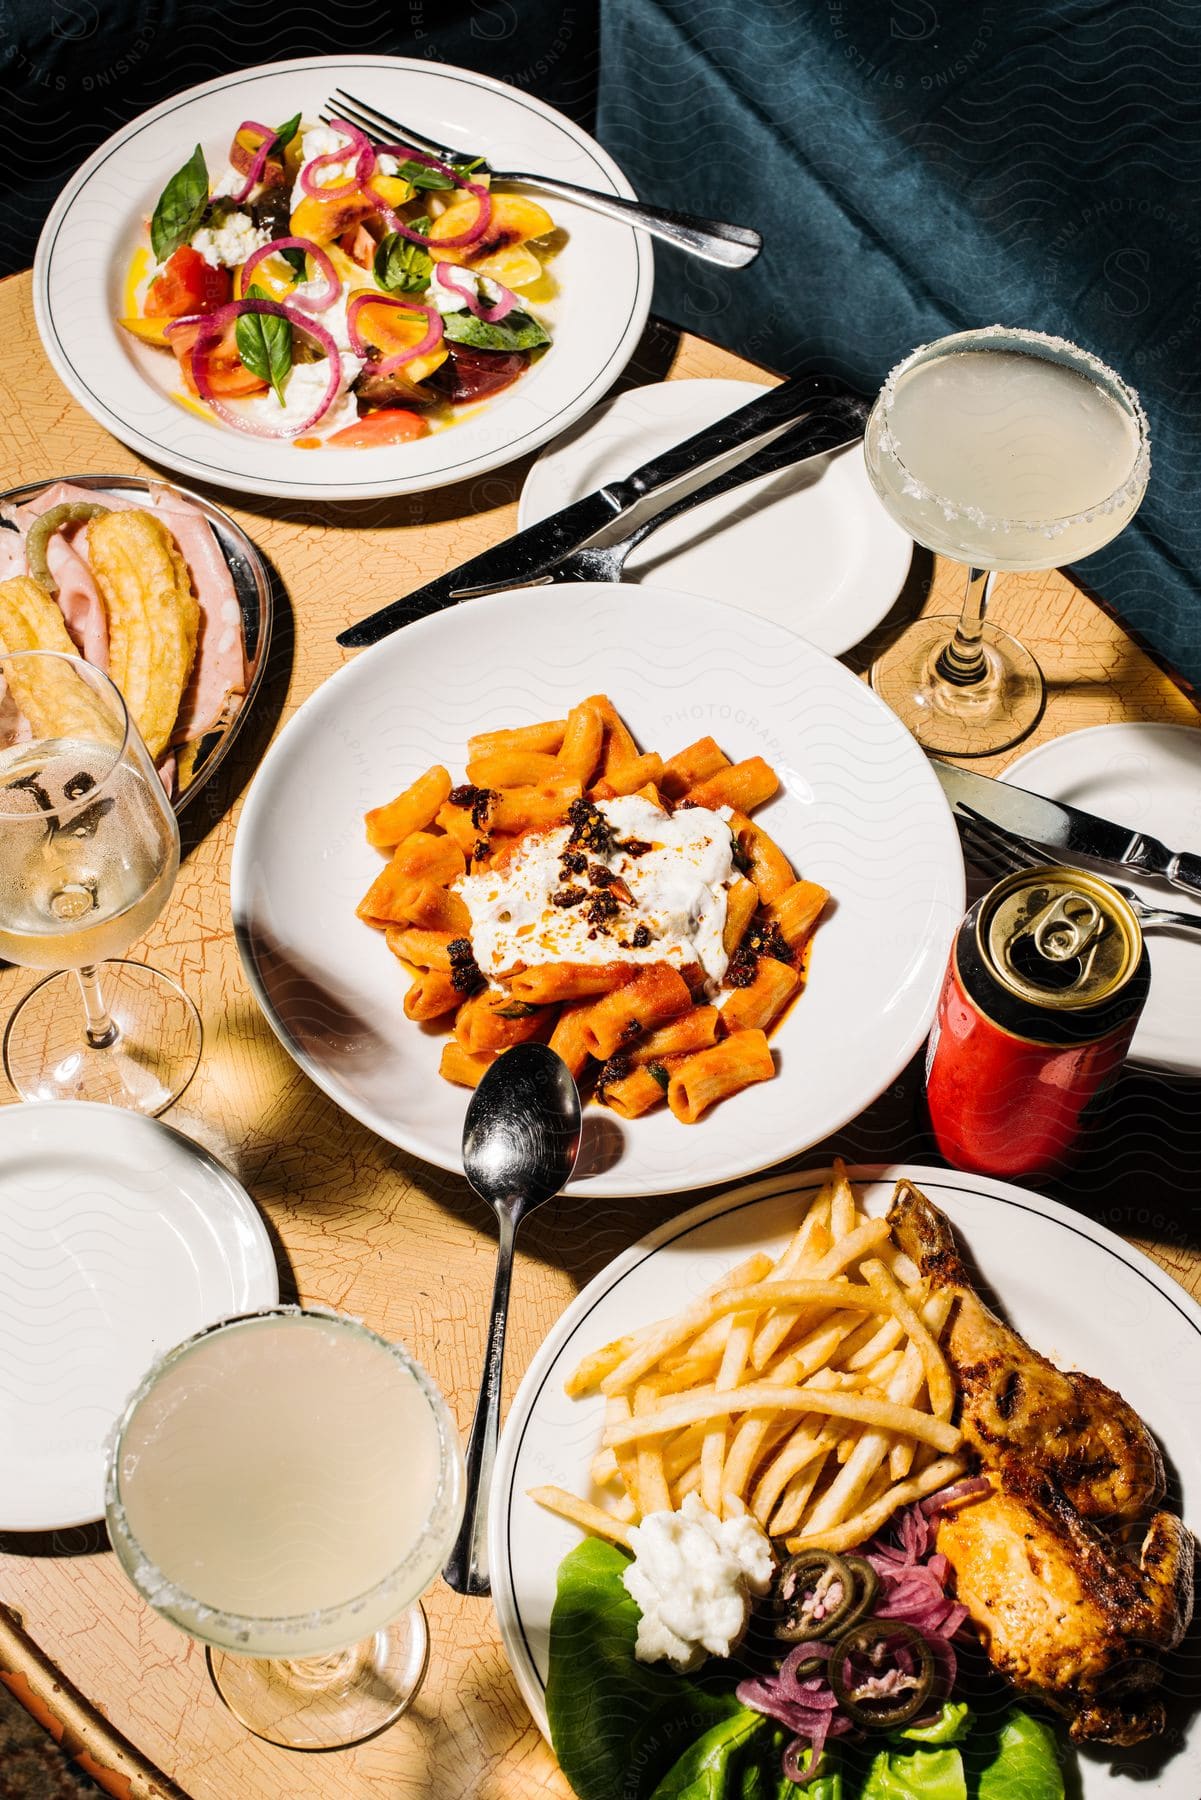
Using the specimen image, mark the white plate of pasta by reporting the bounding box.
[231,584,964,1196]
[33,56,652,500]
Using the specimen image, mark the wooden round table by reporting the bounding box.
[1,268,1198,1799]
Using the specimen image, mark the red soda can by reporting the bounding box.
[925,866,1149,1177]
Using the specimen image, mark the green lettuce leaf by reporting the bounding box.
[972,1710,1064,1800]
[546,1538,743,1800]
[897,1703,973,1746]
[856,1745,967,1800]
[647,1709,767,1800]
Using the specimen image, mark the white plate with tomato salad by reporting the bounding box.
[32,56,653,501]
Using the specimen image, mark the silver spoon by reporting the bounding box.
[443,1043,581,1595]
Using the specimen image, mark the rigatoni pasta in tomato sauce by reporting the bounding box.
[356,696,829,1122]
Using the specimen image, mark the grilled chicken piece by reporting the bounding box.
[889,1181,1195,1746]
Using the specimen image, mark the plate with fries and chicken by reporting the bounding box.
[492,1161,1201,1799]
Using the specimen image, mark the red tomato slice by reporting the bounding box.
[325,409,428,448]
[169,317,269,398]
[145,246,232,319]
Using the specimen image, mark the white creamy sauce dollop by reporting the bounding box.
[622,1493,774,1670]
[453,795,737,990]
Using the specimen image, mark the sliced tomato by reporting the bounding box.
[326,409,427,448]
[144,246,232,319]
[169,317,269,398]
[430,343,528,404]
[339,223,379,269]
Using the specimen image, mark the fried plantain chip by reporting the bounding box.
[87,509,199,760]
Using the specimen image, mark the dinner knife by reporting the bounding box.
[336,374,867,646]
[932,759,1201,901]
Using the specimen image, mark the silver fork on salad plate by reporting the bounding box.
[955,806,1201,936]
[322,90,763,269]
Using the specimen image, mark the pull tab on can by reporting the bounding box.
[1025,890,1105,979]
[981,868,1141,1011]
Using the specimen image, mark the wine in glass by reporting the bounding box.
[864,326,1150,755]
[0,650,201,1110]
[106,1306,465,1752]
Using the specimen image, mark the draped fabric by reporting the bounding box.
[598,1,1201,687]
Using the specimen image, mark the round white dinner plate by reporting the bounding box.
[518,380,914,656]
[0,1103,278,1531]
[231,584,962,1197]
[490,1161,1201,1800]
[1006,722,1201,1076]
[33,56,652,501]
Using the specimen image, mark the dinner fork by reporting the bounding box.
[447,403,865,599]
[325,90,762,269]
[956,806,1201,936]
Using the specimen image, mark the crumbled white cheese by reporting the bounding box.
[290,124,357,212]
[454,795,737,990]
[622,1494,773,1671]
[191,212,272,269]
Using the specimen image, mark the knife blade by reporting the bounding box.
[448,411,864,598]
[336,373,866,647]
[932,759,1201,903]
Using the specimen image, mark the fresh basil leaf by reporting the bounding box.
[442,308,551,353]
[493,1000,539,1020]
[150,144,209,263]
[271,111,302,155]
[373,225,433,294]
[392,152,488,189]
[235,284,292,406]
[280,245,307,274]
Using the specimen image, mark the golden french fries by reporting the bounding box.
[88,509,199,760]
[530,1162,967,1556]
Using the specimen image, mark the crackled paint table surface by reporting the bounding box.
[1,265,1199,1800]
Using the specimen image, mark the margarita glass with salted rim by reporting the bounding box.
[105,1306,465,1751]
[864,326,1150,756]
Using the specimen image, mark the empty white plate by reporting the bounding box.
[0,1103,278,1530]
[518,379,914,655]
[1006,722,1201,1076]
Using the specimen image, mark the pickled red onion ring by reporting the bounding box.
[346,292,443,377]
[298,120,374,201]
[166,299,342,438]
[227,120,278,205]
[434,261,516,322]
[240,237,338,310]
[369,143,493,250]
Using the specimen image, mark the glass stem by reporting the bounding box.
[935,566,995,687]
[76,964,119,1049]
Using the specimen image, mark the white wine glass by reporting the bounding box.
[105,1306,466,1752]
[865,326,1151,756]
[0,649,201,1110]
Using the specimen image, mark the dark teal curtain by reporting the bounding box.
[598,1,1201,688]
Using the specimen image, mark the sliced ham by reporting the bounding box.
[0,480,248,747]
